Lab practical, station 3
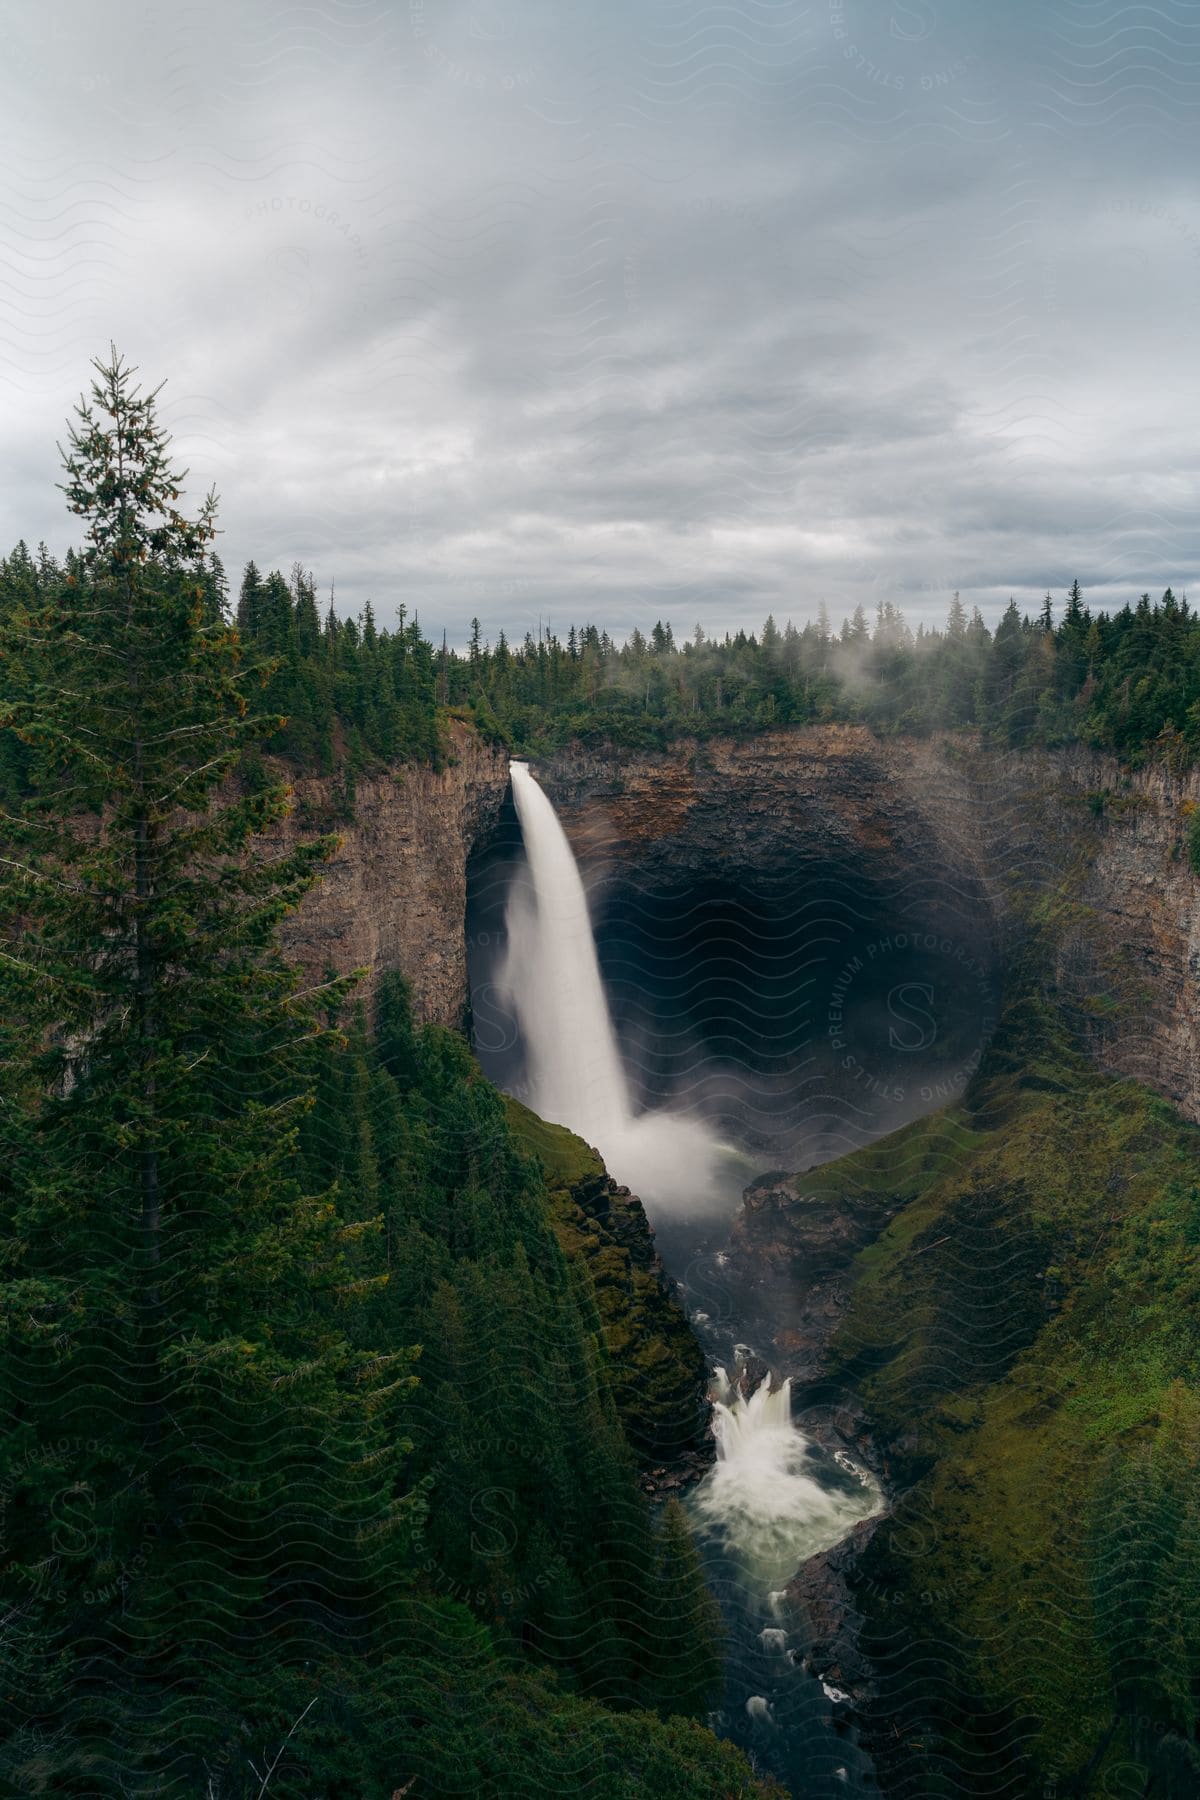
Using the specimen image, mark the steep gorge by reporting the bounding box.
[283,724,1200,1795]
[275,717,510,1026]
[284,721,1200,1128]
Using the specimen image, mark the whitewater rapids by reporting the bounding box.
[692,1368,881,1593]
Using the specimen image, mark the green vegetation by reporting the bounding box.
[7,552,1200,797]
[6,344,1199,1796]
[0,353,769,1798]
[812,997,1200,1796]
[442,583,1200,765]
[1187,803,1200,875]
[505,1098,711,1466]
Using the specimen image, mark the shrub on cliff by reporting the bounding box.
[1187,804,1200,874]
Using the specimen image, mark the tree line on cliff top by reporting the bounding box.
[0,351,774,1797]
[3,517,1199,791]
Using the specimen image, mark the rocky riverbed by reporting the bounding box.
[698,1162,906,1732]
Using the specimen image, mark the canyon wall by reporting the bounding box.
[279,721,1200,1121]
[536,726,993,945]
[535,728,1200,1123]
[966,740,1200,1119]
[275,718,509,1027]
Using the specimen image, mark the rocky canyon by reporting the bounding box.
[281,721,1200,1127]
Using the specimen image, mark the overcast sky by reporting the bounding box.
[2,0,1199,644]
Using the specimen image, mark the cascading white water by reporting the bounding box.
[504,761,631,1139]
[502,759,881,1611]
[692,1371,880,1593]
[503,760,719,1213]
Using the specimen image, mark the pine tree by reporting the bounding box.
[258,567,293,655]
[0,351,419,1790]
[235,554,260,640]
[640,1500,724,1719]
[292,562,321,656]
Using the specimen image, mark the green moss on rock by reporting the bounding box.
[813,999,1200,1794]
[505,1097,711,1467]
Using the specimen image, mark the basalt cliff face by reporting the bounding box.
[277,722,1200,1118]
[534,727,1200,1122]
[274,718,509,1027]
[988,741,1200,1118]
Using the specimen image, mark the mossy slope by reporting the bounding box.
[504,1098,711,1466]
[812,998,1200,1795]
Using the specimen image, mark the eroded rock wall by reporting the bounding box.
[962,741,1200,1118]
[276,721,1200,1118]
[275,719,509,1027]
[536,728,1200,1122]
[537,727,984,895]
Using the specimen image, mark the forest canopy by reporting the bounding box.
[3,526,1198,794]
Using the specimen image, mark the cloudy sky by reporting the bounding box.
[2,0,1199,644]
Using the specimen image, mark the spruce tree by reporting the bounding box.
[0,350,418,1792]
[640,1500,724,1719]
[235,557,262,637]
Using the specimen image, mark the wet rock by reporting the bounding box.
[726,1351,772,1398]
[736,1173,881,1279]
[637,1445,713,1501]
[785,1516,882,1700]
[722,1174,887,1386]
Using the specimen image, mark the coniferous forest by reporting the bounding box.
[6,498,1200,807]
[7,356,1200,1799]
[0,355,765,1798]
[9,0,1200,1786]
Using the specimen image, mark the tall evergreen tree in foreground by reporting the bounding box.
[0,354,758,1798]
[0,350,418,1792]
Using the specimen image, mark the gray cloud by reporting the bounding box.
[2,0,1199,646]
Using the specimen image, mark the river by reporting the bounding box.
[500,759,884,1798]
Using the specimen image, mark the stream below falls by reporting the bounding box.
[493,761,886,1797]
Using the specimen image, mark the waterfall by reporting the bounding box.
[504,760,718,1213]
[503,760,880,1590]
[692,1370,881,1592]
[504,761,632,1141]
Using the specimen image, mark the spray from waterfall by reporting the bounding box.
[692,1368,880,1592]
[503,760,721,1214]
